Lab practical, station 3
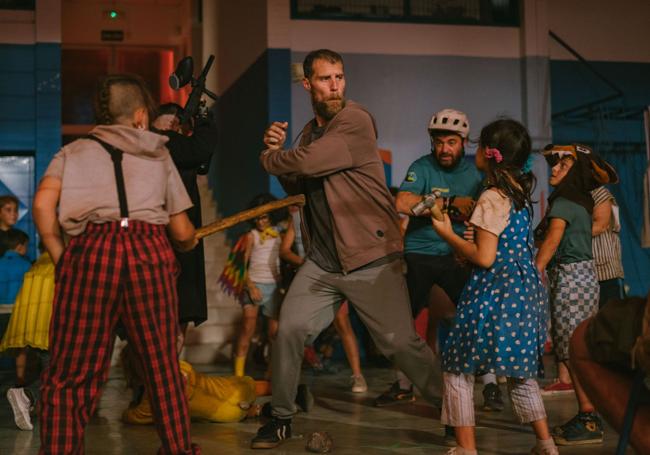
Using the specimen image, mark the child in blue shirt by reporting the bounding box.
[0,229,31,306]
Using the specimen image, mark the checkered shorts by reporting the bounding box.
[548,260,599,361]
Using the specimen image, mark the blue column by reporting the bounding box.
[267,48,292,198]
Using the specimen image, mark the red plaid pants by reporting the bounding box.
[39,221,199,454]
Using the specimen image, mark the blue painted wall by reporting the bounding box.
[0,43,61,259]
[550,60,650,145]
[211,51,272,239]
[267,49,292,198]
[210,48,293,239]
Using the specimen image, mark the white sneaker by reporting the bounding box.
[530,439,559,455]
[446,447,478,455]
[350,375,368,393]
[7,387,33,431]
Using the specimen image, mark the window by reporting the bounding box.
[0,155,36,260]
[0,0,35,10]
[291,0,520,26]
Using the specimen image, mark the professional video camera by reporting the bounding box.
[169,54,218,125]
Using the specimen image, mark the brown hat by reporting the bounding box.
[542,143,618,186]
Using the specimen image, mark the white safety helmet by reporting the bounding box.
[428,109,469,139]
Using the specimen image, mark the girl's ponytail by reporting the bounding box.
[479,119,536,212]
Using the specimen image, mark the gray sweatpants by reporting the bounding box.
[270,258,443,418]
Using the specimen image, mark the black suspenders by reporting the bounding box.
[85,135,130,228]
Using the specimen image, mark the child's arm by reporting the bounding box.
[592,199,612,236]
[33,176,65,264]
[432,214,499,269]
[279,220,304,267]
[534,218,566,274]
[167,212,197,251]
[243,233,262,302]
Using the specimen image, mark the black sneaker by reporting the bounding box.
[552,412,604,446]
[251,417,292,449]
[259,402,273,419]
[443,425,456,446]
[482,383,504,411]
[295,384,314,412]
[374,381,415,407]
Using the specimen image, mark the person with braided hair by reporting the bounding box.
[33,73,200,454]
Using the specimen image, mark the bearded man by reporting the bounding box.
[250,49,443,449]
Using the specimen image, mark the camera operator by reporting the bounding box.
[153,102,217,343]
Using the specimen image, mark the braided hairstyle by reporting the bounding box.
[93,74,156,127]
[479,118,536,212]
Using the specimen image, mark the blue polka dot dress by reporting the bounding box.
[442,205,547,379]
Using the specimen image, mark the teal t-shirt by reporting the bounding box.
[548,197,593,265]
[399,154,482,255]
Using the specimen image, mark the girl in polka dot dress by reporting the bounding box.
[431,119,557,455]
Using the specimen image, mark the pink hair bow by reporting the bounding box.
[484,147,503,163]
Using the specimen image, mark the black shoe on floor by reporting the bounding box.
[296,384,314,412]
[482,382,504,411]
[444,425,456,446]
[374,381,415,407]
[251,417,292,449]
[259,402,273,419]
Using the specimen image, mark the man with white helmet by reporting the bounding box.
[375,109,504,426]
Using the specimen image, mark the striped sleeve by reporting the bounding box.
[592,186,614,207]
[591,185,624,280]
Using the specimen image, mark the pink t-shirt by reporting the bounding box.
[44,125,192,236]
[470,188,512,237]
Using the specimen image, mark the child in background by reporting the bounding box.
[0,229,32,429]
[432,119,557,455]
[0,229,31,306]
[1,245,54,431]
[0,195,20,256]
[535,144,618,446]
[233,194,284,378]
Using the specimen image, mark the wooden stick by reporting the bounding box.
[196,194,306,239]
[431,205,445,221]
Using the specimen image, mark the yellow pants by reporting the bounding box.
[123,360,257,424]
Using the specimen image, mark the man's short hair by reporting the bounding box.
[303,49,343,80]
[2,228,28,252]
[0,195,18,209]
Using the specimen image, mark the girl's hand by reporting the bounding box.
[431,213,453,238]
[248,286,263,302]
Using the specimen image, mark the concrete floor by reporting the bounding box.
[0,361,634,455]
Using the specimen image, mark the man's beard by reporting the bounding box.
[433,146,464,168]
[313,97,346,121]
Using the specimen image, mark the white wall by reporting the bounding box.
[0,10,35,44]
[548,0,650,63]
[288,20,520,58]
